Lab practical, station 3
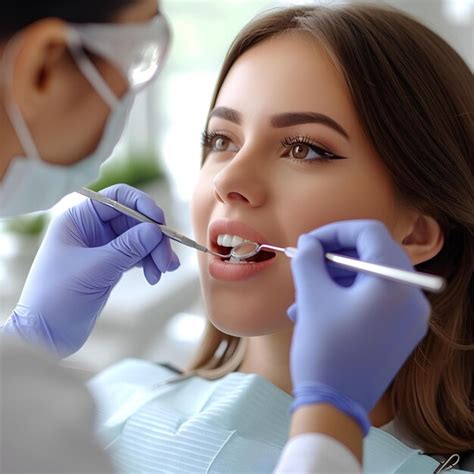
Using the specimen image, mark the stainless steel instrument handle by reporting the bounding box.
[78,188,208,252]
[283,246,445,293]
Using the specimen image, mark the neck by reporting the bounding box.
[238,328,394,428]
[239,328,294,394]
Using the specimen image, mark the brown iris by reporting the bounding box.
[291,144,310,159]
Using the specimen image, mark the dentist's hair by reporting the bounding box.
[0,0,136,39]
[191,4,474,455]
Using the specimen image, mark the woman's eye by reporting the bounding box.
[213,136,230,151]
[287,142,327,161]
[202,131,239,153]
[282,137,346,162]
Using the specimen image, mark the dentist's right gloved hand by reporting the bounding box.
[288,219,431,435]
[2,184,180,358]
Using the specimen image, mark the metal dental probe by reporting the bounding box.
[78,187,227,258]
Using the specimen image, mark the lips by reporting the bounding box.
[207,218,276,281]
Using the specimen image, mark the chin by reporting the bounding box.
[197,255,296,336]
[204,296,293,337]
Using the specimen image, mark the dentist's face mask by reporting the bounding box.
[0,15,170,217]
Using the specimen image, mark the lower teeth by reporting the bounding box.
[228,256,249,264]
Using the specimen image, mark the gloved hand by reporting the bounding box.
[2,184,180,357]
[289,219,431,435]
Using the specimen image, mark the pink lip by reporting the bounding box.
[207,218,276,281]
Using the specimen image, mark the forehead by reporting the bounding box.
[214,32,354,123]
[115,0,160,23]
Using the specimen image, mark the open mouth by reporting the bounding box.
[215,234,276,263]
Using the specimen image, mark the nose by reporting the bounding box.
[213,151,267,207]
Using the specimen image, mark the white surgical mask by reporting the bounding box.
[0,92,134,217]
[0,15,170,217]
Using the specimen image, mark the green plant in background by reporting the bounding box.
[0,213,49,236]
[89,149,165,191]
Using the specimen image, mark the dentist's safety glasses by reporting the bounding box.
[67,14,170,108]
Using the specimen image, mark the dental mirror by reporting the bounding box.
[230,242,297,259]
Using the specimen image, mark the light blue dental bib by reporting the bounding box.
[88,359,470,473]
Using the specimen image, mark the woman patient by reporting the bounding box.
[89,3,473,472]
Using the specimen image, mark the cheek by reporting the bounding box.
[97,59,129,99]
[274,165,399,243]
[38,96,109,165]
[191,169,214,303]
[191,170,213,242]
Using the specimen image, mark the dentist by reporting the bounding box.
[0,0,179,358]
[0,1,178,472]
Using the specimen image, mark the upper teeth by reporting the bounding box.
[217,234,250,248]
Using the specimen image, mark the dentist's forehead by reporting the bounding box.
[115,0,161,23]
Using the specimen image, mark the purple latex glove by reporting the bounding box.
[289,220,430,435]
[2,184,180,357]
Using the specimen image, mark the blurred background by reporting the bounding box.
[0,0,472,375]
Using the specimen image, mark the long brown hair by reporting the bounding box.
[189,3,474,454]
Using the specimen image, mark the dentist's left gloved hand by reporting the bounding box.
[288,220,430,435]
[2,184,180,357]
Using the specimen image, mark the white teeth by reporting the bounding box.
[231,235,244,247]
[228,256,249,264]
[217,234,249,248]
[222,234,234,247]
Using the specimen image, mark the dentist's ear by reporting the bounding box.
[400,214,444,265]
[7,18,71,122]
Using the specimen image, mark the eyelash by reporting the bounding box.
[201,130,227,148]
[201,131,346,162]
[280,136,345,162]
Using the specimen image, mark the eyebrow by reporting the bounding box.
[208,107,349,140]
[208,107,242,125]
[271,112,349,140]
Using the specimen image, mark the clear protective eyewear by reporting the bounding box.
[67,14,170,108]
